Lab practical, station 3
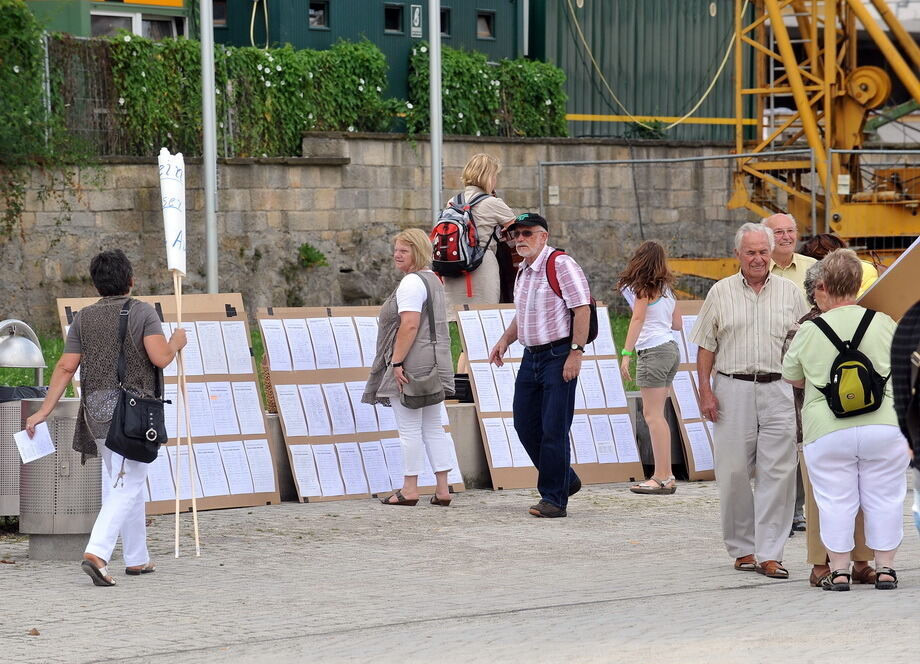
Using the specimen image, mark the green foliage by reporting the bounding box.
[625,120,666,140]
[297,242,328,269]
[407,42,568,138]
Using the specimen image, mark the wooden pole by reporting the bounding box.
[173,271,181,557]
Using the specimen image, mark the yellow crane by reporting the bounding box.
[671,0,920,283]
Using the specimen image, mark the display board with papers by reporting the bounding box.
[670,300,715,480]
[458,304,643,490]
[258,306,466,503]
[57,293,281,515]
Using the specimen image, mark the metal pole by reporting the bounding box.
[428,0,443,221]
[809,148,816,237]
[825,148,833,234]
[200,0,219,293]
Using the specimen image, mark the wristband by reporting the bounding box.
[391,362,404,368]
[620,349,634,357]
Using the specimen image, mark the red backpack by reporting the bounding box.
[430,192,494,297]
[518,249,599,344]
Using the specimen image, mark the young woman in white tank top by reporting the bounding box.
[617,241,682,495]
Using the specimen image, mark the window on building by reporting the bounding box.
[309,2,329,29]
[440,8,451,37]
[384,4,404,33]
[91,13,132,38]
[476,11,495,40]
[91,11,184,39]
[142,17,177,40]
[213,0,228,27]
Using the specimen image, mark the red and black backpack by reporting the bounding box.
[430,192,494,296]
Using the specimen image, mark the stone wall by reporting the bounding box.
[8,134,753,333]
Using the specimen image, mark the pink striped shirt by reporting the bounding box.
[514,245,592,347]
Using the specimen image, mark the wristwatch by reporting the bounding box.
[391,361,404,368]
[570,343,585,352]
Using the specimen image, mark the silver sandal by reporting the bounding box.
[629,476,677,495]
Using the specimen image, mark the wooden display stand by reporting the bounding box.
[457,304,644,490]
[257,305,466,503]
[859,236,920,321]
[57,293,282,515]
[670,300,716,482]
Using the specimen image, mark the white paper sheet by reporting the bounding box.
[457,310,489,361]
[146,446,175,501]
[610,414,641,463]
[684,421,715,472]
[346,381,378,432]
[307,318,339,370]
[323,383,356,434]
[192,442,230,496]
[162,322,178,377]
[470,362,501,412]
[359,441,392,493]
[503,417,533,467]
[231,381,265,435]
[354,317,379,367]
[196,321,229,375]
[173,323,204,375]
[597,359,628,408]
[259,319,293,372]
[380,437,405,488]
[163,383,187,439]
[589,414,619,463]
[499,308,524,358]
[704,419,715,440]
[482,417,513,467]
[335,442,369,494]
[218,441,255,495]
[478,309,506,351]
[14,423,55,464]
[221,320,253,375]
[444,433,464,484]
[491,363,516,412]
[375,404,397,431]
[672,329,688,363]
[681,316,699,363]
[330,317,363,368]
[672,371,701,420]
[282,318,316,371]
[168,445,204,499]
[312,443,345,496]
[275,384,309,437]
[289,444,322,497]
[243,439,276,493]
[206,381,241,436]
[579,361,607,409]
[593,306,617,356]
[299,384,332,436]
[184,382,215,437]
[570,414,598,464]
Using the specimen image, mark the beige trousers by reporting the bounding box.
[800,453,872,564]
[711,374,797,562]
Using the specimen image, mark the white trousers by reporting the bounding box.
[390,401,453,477]
[803,424,909,554]
[85,441,150,567]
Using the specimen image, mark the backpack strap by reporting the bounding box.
[545,250,566,299]
[811,315,848,353]
[849,309,876,350]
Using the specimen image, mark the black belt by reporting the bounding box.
[718,371,782,383]
[525,337,571,354]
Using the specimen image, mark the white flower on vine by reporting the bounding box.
[299,92,304,98]
[420,46,427,53]
[412,49,417,56]
[308,112,314,119]
[267,55,274,62]
[219,121,224,128]
[406,102,413,109]
[358,85,364,92]
[141,86,147,92]
[124,35,131,42]
[444,89,449,95]
[359,78,365,85]
[118,97,125,106]
[276,65,281,71]
[476,130,481,136]
[376,86,381,92]
[308,72,314,79]
[458,112,464,119]
[265,80,271,87]
[257,64,263,72]
[348,126,355,132]
[12,65,20,74]
[494,118,500,124]
[545,99,552,105]
[133,51,138,57]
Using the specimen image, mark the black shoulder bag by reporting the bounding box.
[104,300,170,463]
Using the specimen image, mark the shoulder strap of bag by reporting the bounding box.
[545,249,566,299]
[811,315,848,353]
[849,309,876,350]
[418,273,438,367]
[115,299,132,386]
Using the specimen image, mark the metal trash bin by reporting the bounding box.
[19,398,101,560]
[0,386,47,516]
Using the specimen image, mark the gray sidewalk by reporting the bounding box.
[2,479,917,663]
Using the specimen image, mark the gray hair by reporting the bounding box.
[734,222,775,252]
[803,260,824,307]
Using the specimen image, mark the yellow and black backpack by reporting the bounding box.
[812,309,889,418]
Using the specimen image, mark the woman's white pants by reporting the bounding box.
[390,401,453,477]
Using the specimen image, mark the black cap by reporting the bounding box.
[508,212,548,232]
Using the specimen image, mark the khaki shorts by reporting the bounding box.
[635,340,680,388]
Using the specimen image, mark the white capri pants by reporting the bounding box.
[85,441,151,567]
[390,401,453,477]
[803,424,909,554]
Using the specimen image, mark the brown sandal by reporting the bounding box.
[756,560,789,579]
[430,495,452,507]
[851,564,877,585]
[734,554,756,571]
[379,490,418,506]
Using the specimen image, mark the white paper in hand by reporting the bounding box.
[14,423,55,464]
[158,148,186,276]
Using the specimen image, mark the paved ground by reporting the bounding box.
[1,478,917,664]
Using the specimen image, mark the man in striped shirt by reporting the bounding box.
[690,222,808,579]
[489,213,591,518]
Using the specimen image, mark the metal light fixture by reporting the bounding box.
[0,319,46,385]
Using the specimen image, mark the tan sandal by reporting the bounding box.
[629,476,676,495]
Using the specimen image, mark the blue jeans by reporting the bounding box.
[513,343,580,508]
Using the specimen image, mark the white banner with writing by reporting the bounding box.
[158,147,187,276]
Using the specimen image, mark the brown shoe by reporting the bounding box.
[756,560,789,579]
[809,565,831,587]
[734,554,756,571]
[528,500,567,518]
[851,564,877,585]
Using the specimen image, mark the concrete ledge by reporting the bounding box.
[28,534,88,561]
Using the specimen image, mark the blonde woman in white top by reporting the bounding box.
[617,241,682,495]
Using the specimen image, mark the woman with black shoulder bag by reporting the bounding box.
[26,250,186,587]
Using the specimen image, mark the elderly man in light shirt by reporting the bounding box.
[762,212,817,292]
[690,222,809,579]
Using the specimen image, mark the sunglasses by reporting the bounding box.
[507,228,541,239]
